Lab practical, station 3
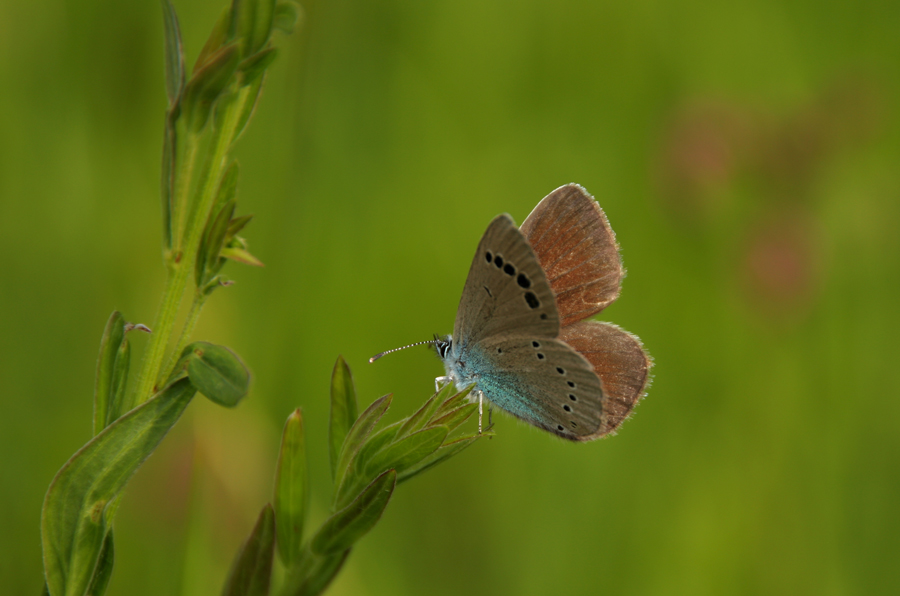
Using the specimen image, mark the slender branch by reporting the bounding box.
[160,291,206,383]
[134,87,250,404]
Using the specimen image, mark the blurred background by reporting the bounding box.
[2,0,899,594]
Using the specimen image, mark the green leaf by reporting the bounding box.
[42,379,196,596]
[227,214,253,238]
[214,160,240,214]
[194,6,233,73]
[273,1,301,34]
[232,0,277,56]
[311,470,396,556]
[184,342,250,407]
[105,338,131,426]
[94,312,126,436]
[196,199,235,287]
[280,548,350,596]
[430,386,473,423]
[233,74,265,144]
[429,402,478,433]
[395,388,445,439]
[222,504,276,596]
[274,409,308,567]
[397,433,487,484]
[351,421,402,476]
[239,48,278,87]
[220,244,264,267]
[85,530,114,596]
[362,426,448,479]
[332,395,391,503]
[328,356,357,480]
[161,117,176,250]
[183,43,241,132]
[161,0,185,109]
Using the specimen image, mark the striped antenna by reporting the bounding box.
[369,340,439,363]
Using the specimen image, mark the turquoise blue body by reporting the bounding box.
[438,336,544,425]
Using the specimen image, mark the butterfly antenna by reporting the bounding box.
[369,340,439,363]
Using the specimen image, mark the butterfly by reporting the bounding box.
[373,184,651,441]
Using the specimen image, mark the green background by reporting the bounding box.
[2,0,899,594]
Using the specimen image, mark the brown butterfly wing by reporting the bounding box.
[558,320,652,437]
[520,184,624,327]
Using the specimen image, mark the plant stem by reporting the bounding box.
[172,134,200,251]
[161,292,206,382]
[134,87,251,404]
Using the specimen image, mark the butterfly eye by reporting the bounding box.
[532,341,541,348]
[563,405,572,412]
[567,381,575,388]
[536,353,544,360]
[557,425,564,431]
[569,394,577,402]
[556,367,564,374]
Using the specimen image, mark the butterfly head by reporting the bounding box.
[433,334,452,360]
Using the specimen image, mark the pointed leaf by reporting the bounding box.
[185,342,250,407]
[194,6,233,73]
[274,409,308,567]
[430,386,473,423]
[85,530,114,596]
[351,421,402,475]
[395,390,443,439]
[397,433,488,484]
[280,548,349,596]
[362,426,448,479]
[328,356,357,479]
[161,117,176,250]
[183,43,240,132]
[233,0,277,56]
[220,244,264,267]
[161,0,185,109]
[42,379,196,596]
[94,312,126,436]
[332,395,391,502]
[233,75,264,143]
[214,160,240,213]
[105,338,131,426]
[273,1,301,34]
[239,48,278,87]
[196,199,236,286]
[227,214,253,238]
[222,504,275,596]
[429,402,478,433]
[311,470,396,556]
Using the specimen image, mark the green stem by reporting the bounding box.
[134,87,251,404]
[160,292,206,383]
[172,134,200,251]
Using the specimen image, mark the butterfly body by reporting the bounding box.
[436,184,651,441]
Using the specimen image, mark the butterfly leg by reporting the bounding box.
[477,391,483,433]
[434,375,452,393]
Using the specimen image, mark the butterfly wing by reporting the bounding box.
[473,335,607,441]
[520,184,624,327]
[453,214,559,348]
[558,320,652,436]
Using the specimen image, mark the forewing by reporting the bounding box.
[520,184,624,326]
[475,336,607,442]
[559,320,652,437]
[453,214,559,348]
